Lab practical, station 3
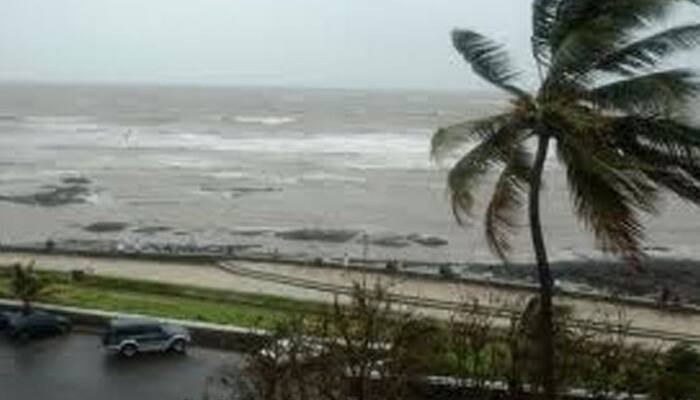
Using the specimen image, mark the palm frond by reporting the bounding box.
[431,113,515,161]
[644,169,700,203]
[545,24,620,90]
[532,0,563,65]
[588,69,700,115]
[447,123,524,225]
[451,30,529,99]
[611,116,700,157]
[608,116,700,204]
[556,132,657,264]
[552,0,699,48]
[484,144,532,261]
[545,0,700,85]
[596,23,700,75]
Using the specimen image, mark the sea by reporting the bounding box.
[0,83,698,264]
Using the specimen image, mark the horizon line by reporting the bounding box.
[0,78,504,95]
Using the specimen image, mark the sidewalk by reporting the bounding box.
[1,252,699,344]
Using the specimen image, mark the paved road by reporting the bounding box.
[0,333,242,400]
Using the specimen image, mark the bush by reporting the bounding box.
[210,286,692,400]
[241,284,437,400]
[652,343,700,400]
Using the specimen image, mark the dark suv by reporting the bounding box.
[5,311,72,341]
[102,318,191,357]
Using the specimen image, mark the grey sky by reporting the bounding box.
[0,0,698,90]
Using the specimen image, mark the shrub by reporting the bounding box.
[652,343,700,400]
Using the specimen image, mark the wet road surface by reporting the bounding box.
[0,333,242,400]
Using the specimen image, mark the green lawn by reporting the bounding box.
[0,269,323,328]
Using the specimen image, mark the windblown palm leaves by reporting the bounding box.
[433,0,700,263]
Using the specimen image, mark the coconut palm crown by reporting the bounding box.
[433,1,700,396]
[433,0,700,266]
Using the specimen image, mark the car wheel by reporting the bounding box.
[120,344,138,358]
[58,323,72,335]
[17,330,31,342]
[169,339,187,354]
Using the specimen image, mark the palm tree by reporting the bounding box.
[10,261,48,314]
[432,1,700,398]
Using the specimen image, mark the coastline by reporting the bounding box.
[2,250,700,347]
[2,242,700,313]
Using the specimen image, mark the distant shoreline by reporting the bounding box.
[3,241,700,310]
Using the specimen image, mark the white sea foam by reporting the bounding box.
[299,173,366,184]
[20,115,102,132]
[207,171,250,179]
[234,116,297,126]
[107,129,433,170]
[22,115,96,124]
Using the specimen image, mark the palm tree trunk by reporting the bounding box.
[529,134,556,400]
[22,297,31,315]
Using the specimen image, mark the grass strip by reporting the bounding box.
[0,268,324,328]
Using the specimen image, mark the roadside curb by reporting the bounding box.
[0,299,268,352]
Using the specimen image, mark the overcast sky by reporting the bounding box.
[0,0,698,90]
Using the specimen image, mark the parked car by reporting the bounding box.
[102,318,191,357]
[5,311,72,341]
[0,311,15,331]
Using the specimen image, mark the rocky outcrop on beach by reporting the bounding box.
[0,176,94,207]
[0,184,91,207]
[275,228,360,243]
[83,222,129,233]
[465,258,700,306]
[369,233,448,248]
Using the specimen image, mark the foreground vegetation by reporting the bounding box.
[224,285,700,400]
[0,268,321,328]
[1,262,699,399]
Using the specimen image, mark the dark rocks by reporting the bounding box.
[368,233,448,248]
[230,229,273,237]
[0,175,93,207]
[132,226,172,235]
[200,185,282,198]
[370,235,412,248]
[408,234,448,247]
[0,185,91,207]
[61,177,91,185]
[83,222,129,233]
[439,265,458,280]
[275,229,360,243]
[465,258,700,305]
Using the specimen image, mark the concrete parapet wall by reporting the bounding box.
[0,299,268,352]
